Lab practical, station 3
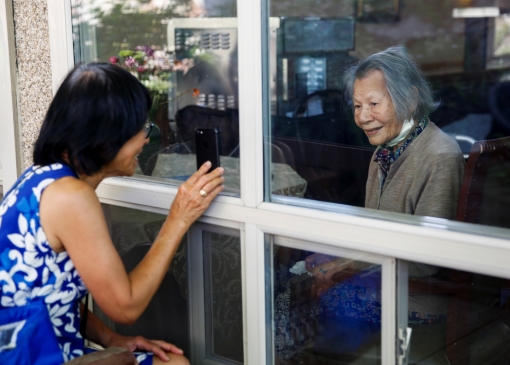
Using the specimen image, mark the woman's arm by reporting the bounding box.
[40,162,224,324]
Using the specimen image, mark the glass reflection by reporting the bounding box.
[94,204,190,355]
[266,0,510,230]
[272,244,382,364]
[203,232,243,364]
[403,261,510,364]
[71,0,240,194]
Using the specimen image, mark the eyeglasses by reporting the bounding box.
[144,121,154,139]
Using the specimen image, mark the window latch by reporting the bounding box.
[397,327,412,365]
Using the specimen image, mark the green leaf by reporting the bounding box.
[133,51,146,61]
[118,50,135,57]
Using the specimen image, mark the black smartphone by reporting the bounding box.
[195,128,221,173]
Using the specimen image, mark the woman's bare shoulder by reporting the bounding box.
[43,176,97,203]
[40,176,102,252]
[40,176,102,229]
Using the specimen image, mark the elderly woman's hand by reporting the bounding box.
[305,253,355,298]
[168,161,225,227]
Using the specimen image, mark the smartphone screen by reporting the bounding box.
[195,128,221,173]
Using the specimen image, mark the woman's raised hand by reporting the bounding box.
[168,161,225,227]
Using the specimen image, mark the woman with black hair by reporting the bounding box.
[0,63,224,364]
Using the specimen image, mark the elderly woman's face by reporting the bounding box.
[353,70,402,146]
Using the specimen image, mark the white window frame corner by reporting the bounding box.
[0,0,22,191]
[48,0,74,96]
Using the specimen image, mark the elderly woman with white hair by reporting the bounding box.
[343,45,465,217]
[275,47,465,363]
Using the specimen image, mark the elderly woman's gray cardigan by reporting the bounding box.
[365,121,465,315]
[365,121,465,220]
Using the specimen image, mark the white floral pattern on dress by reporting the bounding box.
[0,164,89,362]
[0,164,153,364]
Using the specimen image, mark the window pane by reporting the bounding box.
[401,260,510,364]
[72,0,240,196]
[93,204,190,355]
[203,231,243,364]
[264,1,510,231]
[269,237,382,364]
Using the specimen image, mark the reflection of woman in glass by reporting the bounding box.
[276,46,465,362]
[0,63,224,365]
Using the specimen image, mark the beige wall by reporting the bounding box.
[13,0,53,170]
[270,0,465,75]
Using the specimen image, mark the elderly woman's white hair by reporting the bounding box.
[343,46,439,122]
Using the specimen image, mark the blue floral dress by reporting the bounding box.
[0,164,152,364]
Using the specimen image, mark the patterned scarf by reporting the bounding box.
[374,117,429,185]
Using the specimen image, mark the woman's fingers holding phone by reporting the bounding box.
[184,164,224,198]
[168,166,224,226]
[198,174,225,199]
[196,166,224,190]
[187,161,213,184]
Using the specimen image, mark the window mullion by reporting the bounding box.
[382,258,397,365]
[242,224,267,364]
[237,0,264,208]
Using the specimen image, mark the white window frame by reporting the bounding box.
[0,0,21,191]
[46,1,510,365]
